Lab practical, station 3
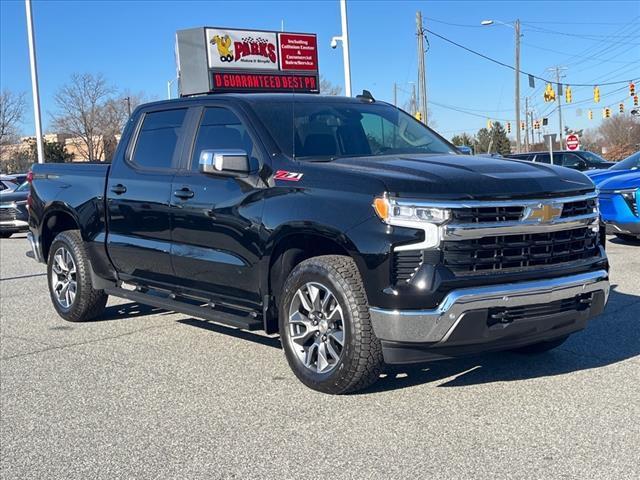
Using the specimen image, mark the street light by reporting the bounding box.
[331,0,352,96]
[481,18,522,154]
[167,78,176,100]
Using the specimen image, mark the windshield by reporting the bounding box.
[15,181,30,192]
[580,151,608,164]
[251,101,457,159]
[610,151,640,171]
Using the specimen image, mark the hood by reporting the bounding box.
[586,169,628,185]
[597,171,640,192]
[0,190,28,204]
[323,154,595,200]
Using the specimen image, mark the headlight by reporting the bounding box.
[616,188,639,217]
[373,195,450,250]
[373,196,450,225]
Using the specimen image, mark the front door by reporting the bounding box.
[170,106,265,309]
[106,107,189,285]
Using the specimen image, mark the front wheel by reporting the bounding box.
[47,230,108,322]
[279,255,383,394]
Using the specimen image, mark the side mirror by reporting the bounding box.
[199,149,250,176]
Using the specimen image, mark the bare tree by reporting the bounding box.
[598,116,640,152]
[320,76,342,96]
[51,73,117,161]
[0,90,26,146]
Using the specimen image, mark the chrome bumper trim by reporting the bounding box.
[443,214,598,239]
[0,219,28,228]
[370,270,609,344]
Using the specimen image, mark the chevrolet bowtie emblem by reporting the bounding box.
[523,203,563,223]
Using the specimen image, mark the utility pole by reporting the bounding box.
[416,11,428,124]
[393,82,397,106]
[410,83,417,114]
[514,19,521,154]
[125,96,131,116]
[529,111,534,146]
[25,0,44,164]
[548,66,567,144]
[524,97,529,153]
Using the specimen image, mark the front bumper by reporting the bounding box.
[370,269,609,363]
[604,221,640,236]
[0,219,29,232]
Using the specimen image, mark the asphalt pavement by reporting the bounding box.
[1,232,639,479]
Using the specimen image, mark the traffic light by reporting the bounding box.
[565,86,572,103]
[414,111,422,121]
[634,95,639,107]
[603,108,611,118]
[520,121,525,131]
[542,117,548,126]
[544,83,556,102]
[506,122,511,133]
[619,103,624,114]
[631,82,636,97]
[594,86,600,103]
[588,110,593,120]
[487,119,493,130]
[533,120,540,130]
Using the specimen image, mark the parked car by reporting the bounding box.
[4,173,29,185]
[456,145,473,155]
[27,93,610,394]
[0,181,29,238]
[594,172,640,242]
[0,175,19,192]
[587,151,640,184]
[506,150,615,171]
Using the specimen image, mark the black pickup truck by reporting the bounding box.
[28,93,610,394]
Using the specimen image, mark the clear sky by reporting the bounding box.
[1,0,639,142]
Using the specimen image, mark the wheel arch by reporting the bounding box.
[263,226,363,334]
[40,204,82,261]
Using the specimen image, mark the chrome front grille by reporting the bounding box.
[0,207,19,221]
[450,206,523,223]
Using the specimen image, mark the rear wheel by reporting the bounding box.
[279,255,383,394]
[512,335,569,354]
[47,230,108,322]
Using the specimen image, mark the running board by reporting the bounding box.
[104,287,263,331]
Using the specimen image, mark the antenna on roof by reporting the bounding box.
[356,90,375,103]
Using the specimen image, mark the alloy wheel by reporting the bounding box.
[286,282,345,374]
[50,246,77,309]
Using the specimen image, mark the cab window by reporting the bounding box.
[131,108,187,170]
[191,107,255,171]
[534,153,551,164]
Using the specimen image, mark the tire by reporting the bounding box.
[512,335,569,354]
[47,230,108,322]
[279,255,383,394]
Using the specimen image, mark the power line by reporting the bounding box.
[425,27,639,87]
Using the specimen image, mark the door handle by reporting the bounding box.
[110,184,127,195]
[174,188,194,200]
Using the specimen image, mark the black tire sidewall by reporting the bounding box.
[279,263,358,393]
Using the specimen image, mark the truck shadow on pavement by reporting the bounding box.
[360,285,640,394]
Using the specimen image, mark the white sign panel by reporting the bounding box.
[206,28,279,70]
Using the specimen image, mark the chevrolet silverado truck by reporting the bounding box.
[28,93,610,394]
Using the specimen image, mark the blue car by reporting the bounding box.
[594,171,640,242]
[587,151,640,184]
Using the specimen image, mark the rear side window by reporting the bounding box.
[191,107,255,170]
[131,109,187,169]
[534,154,551,164]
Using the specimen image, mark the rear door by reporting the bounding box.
[169,105,266,308]
[106,107,189,285]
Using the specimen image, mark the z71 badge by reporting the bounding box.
[274,170,303,181]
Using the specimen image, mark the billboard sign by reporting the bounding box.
[206,28,279,70]
[176,27,319,96]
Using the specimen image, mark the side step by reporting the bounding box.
[104,287,263,331]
